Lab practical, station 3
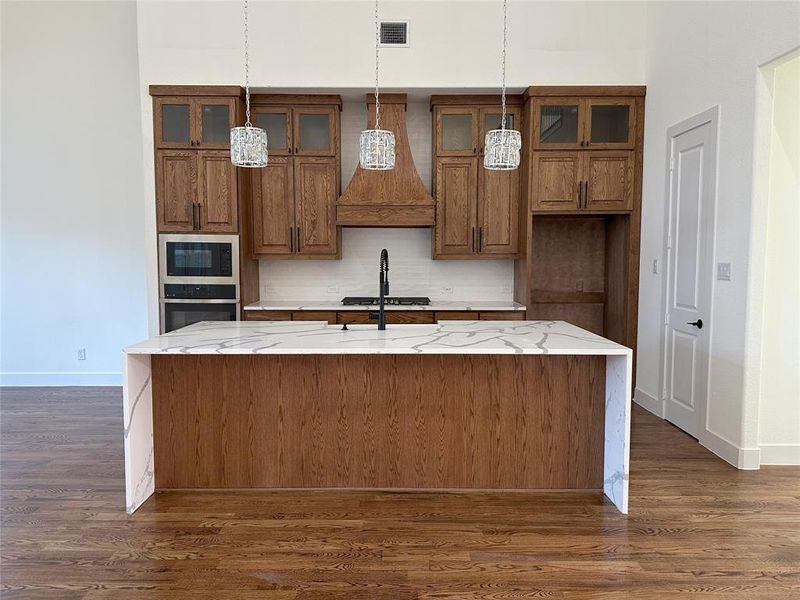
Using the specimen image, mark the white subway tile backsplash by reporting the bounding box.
[259,228,514,302]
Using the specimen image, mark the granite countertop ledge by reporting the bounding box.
[124,320,630,356]
[244,300,527,312]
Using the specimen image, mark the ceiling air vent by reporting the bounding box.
[379,21,408,47]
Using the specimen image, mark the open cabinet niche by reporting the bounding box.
[526,214,632,347]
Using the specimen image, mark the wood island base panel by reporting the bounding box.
[151,353,605,490]
[122,320,632,515]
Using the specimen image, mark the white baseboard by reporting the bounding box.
[700,429,760,469]
[760,443,800,465]
[634,387,664,418]
[0,372,122,386]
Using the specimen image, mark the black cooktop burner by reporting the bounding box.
[341,296,431,306]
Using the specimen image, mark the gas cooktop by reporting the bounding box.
[341,296,431,306]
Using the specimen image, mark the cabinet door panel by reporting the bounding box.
[585,152,633,211]
[478,166,519,255]
[197,151,238,232]
[155,150,196,232]
[530,152,581,212]
[585,99,636,149]
[196,98,236,148]
[251,157,294,256]
[435,107,479,156]
[154,98,193,149]
[434,157,478,256]
[532,98,583,150]
[294,157,338,255]
[293,107,337,156]
[253,107,292,156]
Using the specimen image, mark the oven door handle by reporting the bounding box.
[160,298,240,304]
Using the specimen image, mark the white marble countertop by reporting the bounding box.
[243,300,526,312]
[124,320,630,356]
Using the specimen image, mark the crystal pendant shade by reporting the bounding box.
[359,128,396,170]
[483,128,522,170]
[230,125,268,168]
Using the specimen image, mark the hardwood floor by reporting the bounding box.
[1,387,798,599]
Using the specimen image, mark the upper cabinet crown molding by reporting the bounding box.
[149,85,244,98]
[523,85,646,99]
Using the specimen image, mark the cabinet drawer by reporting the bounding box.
[244,311,292,321]
[479,311,525,320]
[337,311,435,325]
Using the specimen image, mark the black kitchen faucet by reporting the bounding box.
[378,249,389,330]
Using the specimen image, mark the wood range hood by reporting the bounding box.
[337,94,435,226]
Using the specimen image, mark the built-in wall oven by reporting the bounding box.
[158,234,240,333]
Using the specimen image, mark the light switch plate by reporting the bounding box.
[652,259,659,274]
[717,262,732,281]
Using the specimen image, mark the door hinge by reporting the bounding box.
[669,155,674,171]
[666,234,672,250]
[664,311,670,326]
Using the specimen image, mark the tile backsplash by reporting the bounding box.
[259,228,514,301]
[258,100,514,302]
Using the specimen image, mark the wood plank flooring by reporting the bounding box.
[1,386,799,599]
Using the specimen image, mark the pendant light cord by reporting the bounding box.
[243,0,252,128]
[500,0,507,130]
[374,0,381,130]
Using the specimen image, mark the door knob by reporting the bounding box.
[687,319,703,329]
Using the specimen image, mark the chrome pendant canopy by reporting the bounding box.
[484,0,521,171]
[231,0,267,168]
[360,0,396,170]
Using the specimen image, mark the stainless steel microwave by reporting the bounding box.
[158,234,239,288]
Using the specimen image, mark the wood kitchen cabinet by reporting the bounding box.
[530,150,633,213]
[250,156,338,258]
[518,85,645,357]
[155,150,238,233]
[248,95,342,259]
[431,96,521,259]
[532,95,636,150]
[154,96,237,150]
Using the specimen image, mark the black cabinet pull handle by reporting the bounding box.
[687,319,703,329]
[478,227,483,252]
[296,227,301,252]
[289,227,293,252]
[471,227,475,252]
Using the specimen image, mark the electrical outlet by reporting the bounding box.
[77,348,86,361]
[575,280,584,292]
[501,284,512,293]
[717,262,732,281]
[326,285,340,295]
[652,259,659,274]
[440,286,453,295]
[263,284,276,297]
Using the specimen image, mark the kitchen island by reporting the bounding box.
[123,320,632,514]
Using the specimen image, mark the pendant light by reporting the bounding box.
[359,0,396,170]
[484,0,521,170]
[230,0,268,168]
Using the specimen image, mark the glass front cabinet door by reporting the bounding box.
[253,107,292,156]
[532,97,636,150]
[155,97,236,149]
[435,107,479,156]
[293,107,337,156]
[155,98,193,149]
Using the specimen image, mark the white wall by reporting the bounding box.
[137,0,647,332]
[0,1,148,385]
[637,1,800,466]
[757,55,800,465]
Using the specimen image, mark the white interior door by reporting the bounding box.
[664,113,717,438]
